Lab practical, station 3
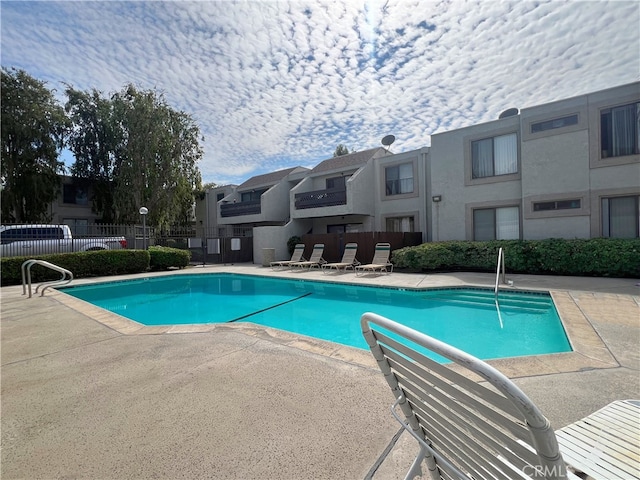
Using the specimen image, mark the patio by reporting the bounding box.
[1,266,638,479]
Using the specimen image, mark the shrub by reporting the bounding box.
[0,250,150,286]
[391,238,640,278]
[148,246,191,270]
[287,235,302,256]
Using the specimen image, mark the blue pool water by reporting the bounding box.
[60,273,571,360]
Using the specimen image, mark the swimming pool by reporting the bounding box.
[60,273,571,359]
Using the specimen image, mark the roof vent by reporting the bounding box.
[499,108,519,119]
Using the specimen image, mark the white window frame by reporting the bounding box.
[385,163,414,196]
[385,216,415,233]
[471,133,518,179]
[601,195,640,238]
[600,102,640,159]
[473,206,520,241]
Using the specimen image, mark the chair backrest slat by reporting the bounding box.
[290,244,305,262]
[371,242,391,264]
[373,329,524,420]
[386,353,533,444]
[307,244,325,262]
[402,388,535,480]
[340,243,358,263]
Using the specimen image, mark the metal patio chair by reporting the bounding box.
[355,243,393,276]
[321,242,360,273]
[289,243,326,269]
[361,312,640,480]
[270,243,306,270]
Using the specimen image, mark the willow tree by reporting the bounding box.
[66,84,203,227]
[65,87,121,222]
[1,68,68,222]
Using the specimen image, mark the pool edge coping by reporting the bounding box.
[46,269,621,378]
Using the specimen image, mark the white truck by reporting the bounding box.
[0,224,127,257]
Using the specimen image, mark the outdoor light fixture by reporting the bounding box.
[432,195,442,202]
[139,206,149,249]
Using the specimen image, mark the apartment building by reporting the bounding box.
[194,184,237,237]
[197,82,638,263]
[24,81,638,258]
[430,81,639,241]
[47,176,100,234]
[289,147,388,233]
[246,147,428,262]
[99,80,629,264]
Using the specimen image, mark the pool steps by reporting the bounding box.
[423,290,552,313]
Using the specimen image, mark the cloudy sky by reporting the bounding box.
[2,1,639,186]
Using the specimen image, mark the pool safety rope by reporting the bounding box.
[226,292,313,323]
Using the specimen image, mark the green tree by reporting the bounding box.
[333,144,351,157]
[66,84,203,227]
[195,182,219,200]
[65,87,121,222]
[1,67,69,222]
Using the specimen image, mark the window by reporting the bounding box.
[471,133,518,179]
[601,102,640,158]
[533,199,581,212]
[240,189,265,202]
[386,216,415,233]
[216,193,225,201]
[473,207,519,240]
[602,196,639,238]
[326,176,346,190]
[62,184,88,205]
[531,114,578,133]
[385,163,413,195]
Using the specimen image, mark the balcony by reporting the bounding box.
[220,200,261,217]
[294,188,347,210]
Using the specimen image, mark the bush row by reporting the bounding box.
[148,245,191,271]
[1,246,191,286]
[391,238,640,278]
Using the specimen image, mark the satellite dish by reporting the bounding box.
[381,134,396,147]
[499,108,519,119]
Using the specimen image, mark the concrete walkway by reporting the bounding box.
[1,266,638,479]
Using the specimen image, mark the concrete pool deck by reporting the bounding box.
[2,265,639,479]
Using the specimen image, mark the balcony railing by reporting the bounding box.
[294,188,347,210]
[220,200,261,217]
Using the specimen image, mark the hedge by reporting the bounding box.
[148,246,191,270]
[391,238,640,278]
[0,250,150,286]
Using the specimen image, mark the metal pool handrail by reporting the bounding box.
[494,247,505,299]
[22,259,73,298]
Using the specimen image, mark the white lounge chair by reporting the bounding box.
[355,242,393,276]
[289,243,326,269]
[321,242,360,274]
[361,312,640,480]
[270,243,305,270]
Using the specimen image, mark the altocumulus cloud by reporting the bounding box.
[1,0,638,185]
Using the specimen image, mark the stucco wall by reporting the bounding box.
[430,116,522,241]
[253,219,312,264]
[373,149,428,242]
[348,165,375,215]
